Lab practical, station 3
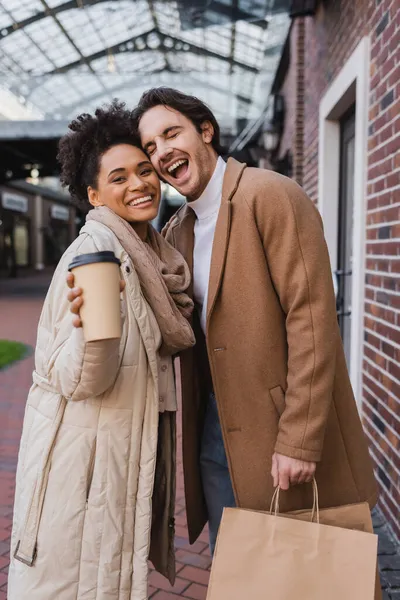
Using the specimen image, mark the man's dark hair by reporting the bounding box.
[133,87,225,155]
[57,99,139,208]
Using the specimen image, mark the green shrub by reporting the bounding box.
[0,339,27,369]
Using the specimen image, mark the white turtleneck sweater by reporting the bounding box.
[189,156,227,334]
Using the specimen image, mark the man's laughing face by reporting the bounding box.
[138,105,218,201]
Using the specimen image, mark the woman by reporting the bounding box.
[8,101,195,600]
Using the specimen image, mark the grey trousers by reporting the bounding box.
[200,392,236,555]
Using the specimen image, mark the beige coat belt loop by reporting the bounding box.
[32,370,59,394]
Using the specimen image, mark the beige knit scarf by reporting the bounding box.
[87,206,195,356]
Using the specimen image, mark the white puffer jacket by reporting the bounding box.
[8,220,172,600]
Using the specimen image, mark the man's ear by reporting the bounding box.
[201,121,214,145]
[87,186,103,208]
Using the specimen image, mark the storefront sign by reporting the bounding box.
[2,192,28,213]
[51,204,70,221]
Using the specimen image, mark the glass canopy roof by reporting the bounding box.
[0,0,290,136]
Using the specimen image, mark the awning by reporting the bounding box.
[0,0,290,136]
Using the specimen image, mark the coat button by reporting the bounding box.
[125,266,130,274]
[159,396,164,404]
[161,364,167,372]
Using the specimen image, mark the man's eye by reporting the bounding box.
[147,146,156,156]
[167,131,178,139]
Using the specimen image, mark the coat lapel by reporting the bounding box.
[172,205,196,299]
[206,158,246,331]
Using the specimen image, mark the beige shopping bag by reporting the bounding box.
[207,481,379,600]
[278,491,382,600]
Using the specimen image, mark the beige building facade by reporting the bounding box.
[0,183,77,278]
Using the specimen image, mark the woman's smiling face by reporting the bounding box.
[87,143,161,224]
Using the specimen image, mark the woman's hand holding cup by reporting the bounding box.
[67,272,84,328]
[66,271,126,329]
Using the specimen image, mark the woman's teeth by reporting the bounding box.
[128,195,152,207]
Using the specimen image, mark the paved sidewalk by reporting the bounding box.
[0,274,399,599]
[0,269,54,299]
[0,289,44,600]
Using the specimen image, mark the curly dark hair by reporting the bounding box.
[57,100,140,208]
[132,87,225,155]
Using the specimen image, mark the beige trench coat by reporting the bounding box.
[163,158,378,544]
[8,220,176,600]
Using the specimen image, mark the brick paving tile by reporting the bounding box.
[177,567,210,587]
[148,585,158,597]
[174,514,187,528]
[0,521,11,533]
[195,530,210,546]
[152,592,183,599]
[373,508,400,597]
[0,533,9,544]
[175,550,212,570]
[174,537,208,555]
[181,583,208,599]
[148,572,190,596]
[175,562,185,574]
[174,525,190,539]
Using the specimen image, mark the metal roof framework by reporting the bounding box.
[0,0,290,135]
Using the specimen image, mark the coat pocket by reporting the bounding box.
[269,385,286,417]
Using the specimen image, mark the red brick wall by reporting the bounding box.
[364,0,399,542]
[275,0,400,540]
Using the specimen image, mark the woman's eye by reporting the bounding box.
[140,169,153,176]
[113,177,125,183]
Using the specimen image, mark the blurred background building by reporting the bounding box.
[0,0,399,542]
[0,0,291,274]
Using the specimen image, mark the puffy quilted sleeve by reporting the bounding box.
[42,233,123,401]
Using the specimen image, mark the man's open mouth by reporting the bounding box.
[167,159,189,179]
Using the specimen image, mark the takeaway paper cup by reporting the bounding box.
[68,251,122,342]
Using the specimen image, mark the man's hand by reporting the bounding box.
[271,452,316,490]
[66,272,125,328]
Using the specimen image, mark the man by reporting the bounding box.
[131,87,377,553]
[69,87,377,554]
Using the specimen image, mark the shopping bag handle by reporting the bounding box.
[270,478,320,523]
